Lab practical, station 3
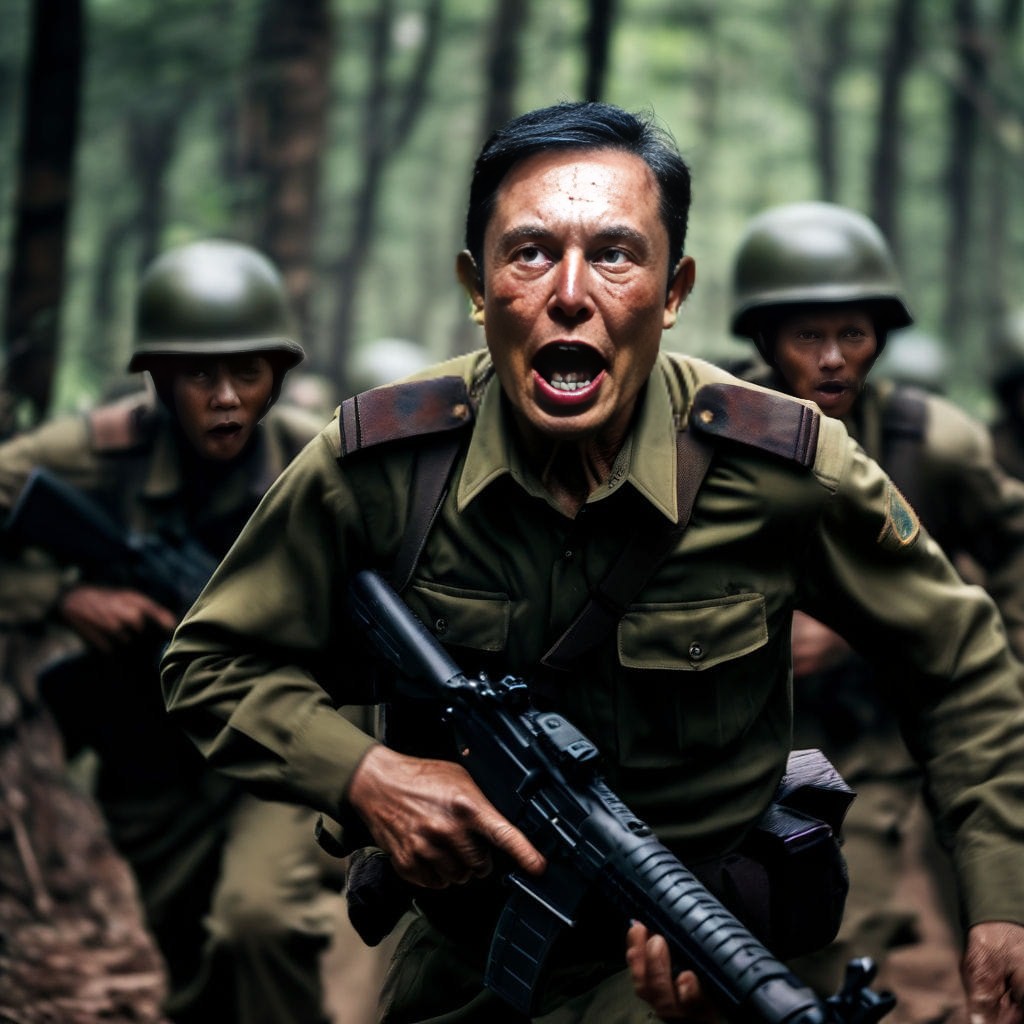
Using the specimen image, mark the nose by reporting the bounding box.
[211,371,241,408]
[819,338,844,370]
[548,251,593,323]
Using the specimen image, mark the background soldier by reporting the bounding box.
[873,327,950,395]
[728,201,1024,1009]
[990,309,1024,482]
[0,239,340,1024]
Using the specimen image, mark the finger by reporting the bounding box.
[477,813,545,875]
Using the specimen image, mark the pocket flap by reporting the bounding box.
[618,594,768,671]
[408,581,511,652]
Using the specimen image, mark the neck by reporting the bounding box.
[515,417,630,519]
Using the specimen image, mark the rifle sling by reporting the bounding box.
[388,423,713,668]
[540,427,713,671]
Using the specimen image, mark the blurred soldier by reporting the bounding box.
[990,309,1024,481]
[730,201,1024,1001]
[872,326,950,395]
[0,239,339,1024]
[280,371,339,423]
[347,336,431,395]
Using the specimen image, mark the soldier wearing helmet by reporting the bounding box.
[990,310,1024,482]
[729,202,1024,1004]
[873,327,950,395]
[0,239,337,1024]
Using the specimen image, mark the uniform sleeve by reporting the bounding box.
[802,429,1024,927]
[0,417,97,623]
[923,399,1024,661]
[160,429,379,818]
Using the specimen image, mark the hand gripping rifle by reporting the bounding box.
[348,569,895,1024]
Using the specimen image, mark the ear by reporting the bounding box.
[663,256,696,330]
[456,250,485,325]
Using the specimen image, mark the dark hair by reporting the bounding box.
[464,101,691,287]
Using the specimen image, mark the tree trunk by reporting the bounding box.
[943,0,984,347]
[240,0,333,344]
[788,0,853,202]
[2,0,84,429]
[583,0,616,103]
[869,0,917,259]
[328,0,442,388]
[983,0,1023,343]
[127,110,181,271]
[479,0,529,145]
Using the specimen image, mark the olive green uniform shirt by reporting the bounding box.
[162,350,1024,930]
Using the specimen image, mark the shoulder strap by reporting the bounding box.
[540,427,714,671]
[338,376,472,456]
[338,376,475,592]
[689,382,820,467]
[881,387,928,519]
[541,381,822,672]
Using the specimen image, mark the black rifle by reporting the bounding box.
[3,467,218,763]
[4,466,217,614]
[348,569,895,1024]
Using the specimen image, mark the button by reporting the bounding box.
[564,549,574,561]
[688,641,706,662]
[434,618,448,635]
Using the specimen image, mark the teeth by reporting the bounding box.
[550,371,592,391]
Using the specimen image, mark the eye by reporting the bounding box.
[515,245,549,267]
[596,247,631,267]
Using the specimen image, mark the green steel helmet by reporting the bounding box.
[128,239,305,374]
[730,201,913,361]
[873,327,949,394]
[348,337,431,394]
[991,308,1024,395]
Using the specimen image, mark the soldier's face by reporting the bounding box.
[461,148,693,446]
[773,306,878,420]
[171,355,275,461]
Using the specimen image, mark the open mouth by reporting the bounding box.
[532,344,607,404]
[209,422,244,438]
[816,380,848,395]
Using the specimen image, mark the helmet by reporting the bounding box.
[873,328,949,394]
[128,240,305,374]
[992,309,1024,396]
[730,202,913,362]
[348,338,431,395]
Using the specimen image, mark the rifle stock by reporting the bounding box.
[348,570,894,1024]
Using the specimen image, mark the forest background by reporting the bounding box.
[1,0,1022,429]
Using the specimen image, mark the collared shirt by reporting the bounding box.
[163,349,1024,928]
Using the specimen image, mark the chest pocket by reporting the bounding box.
[614,593,773,767]
[406,580,511,653]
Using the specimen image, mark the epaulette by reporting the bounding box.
[87,391,158,453]
[337,376,474,458]
[690,382,820,468]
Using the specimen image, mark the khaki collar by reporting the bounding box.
[457,355,679,522]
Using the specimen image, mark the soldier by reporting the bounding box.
[728,200,1024,1002]
[346,337,432,395]
[162,104,1024,1023]
[0,239,339,1023]
[872,326,950,395]
[990,309,1024,482]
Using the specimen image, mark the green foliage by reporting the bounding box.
[2,0,1022,419]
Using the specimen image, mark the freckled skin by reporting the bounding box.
[459,149,694,490]
[773,306,878,420]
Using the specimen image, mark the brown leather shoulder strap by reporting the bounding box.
[690,382,820,468]
[540,427,714,672]
[338,377,473,457]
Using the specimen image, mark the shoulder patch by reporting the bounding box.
[338,376,473,457]
[690,382,820,468]
[878,481,921,549]
[87,392,157,452]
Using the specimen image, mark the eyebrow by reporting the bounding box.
[494,223,652,254]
